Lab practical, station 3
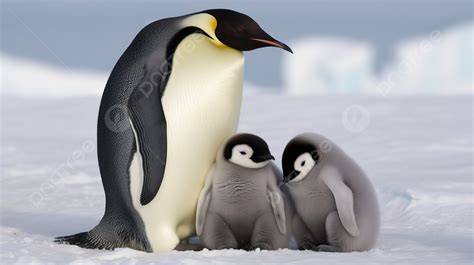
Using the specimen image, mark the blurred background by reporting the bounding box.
[1,0,472,96]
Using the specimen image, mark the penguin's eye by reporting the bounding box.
[240,151,247,155]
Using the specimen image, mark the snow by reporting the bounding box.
[0,53,106,98]
[283,22,473,95]
[1,91,472,264]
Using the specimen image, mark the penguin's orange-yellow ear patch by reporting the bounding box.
[181,13,224,47]
[210,17,217,31]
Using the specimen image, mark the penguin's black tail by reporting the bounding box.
[54,232,108,250]
[54,220,151,252]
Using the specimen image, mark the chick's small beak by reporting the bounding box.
[250,38,293,53]
[253,154,275,163]
[284,170,299,183]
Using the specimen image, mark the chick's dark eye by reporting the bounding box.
[301,161,306,167]
[240,151,247,155]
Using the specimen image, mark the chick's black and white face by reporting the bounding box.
[288,151,319,182]
[229,144,268,168]
[282,140,320,183]
[224,134,274,169]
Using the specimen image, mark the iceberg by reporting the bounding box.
[282,37,375,95]
[376,22,473,95]
[283,22,473,95]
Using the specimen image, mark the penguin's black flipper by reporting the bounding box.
[128,69,168,206]
[129,76,167,205]
[126,27,204,206]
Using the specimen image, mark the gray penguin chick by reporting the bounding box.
[281,133,379,252]
[196,133,291,250]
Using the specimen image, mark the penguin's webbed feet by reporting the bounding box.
[297,240,319,251]
[314,244,341,252]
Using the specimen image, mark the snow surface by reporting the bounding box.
[283,22,473,95]
[1,91,473,264]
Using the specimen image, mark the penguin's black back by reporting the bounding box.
[56,16,192,251]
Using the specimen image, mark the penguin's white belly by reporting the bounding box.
[129,33,244,251]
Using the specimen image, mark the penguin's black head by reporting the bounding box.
[282,138,320,183]
[224,133,275,168]
[202,9,292,53]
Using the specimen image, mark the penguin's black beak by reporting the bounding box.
[253,154,275,163]
[250,37,293,53]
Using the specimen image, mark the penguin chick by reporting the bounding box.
[196,133,290,250]
[282,132,380,252]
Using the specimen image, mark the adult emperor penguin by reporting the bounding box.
[196,133,290,250]
[55,9,292,252]
[281,133,379,252]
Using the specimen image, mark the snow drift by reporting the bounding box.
[0,53,107,98]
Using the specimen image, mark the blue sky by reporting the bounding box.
[1,0,472,87]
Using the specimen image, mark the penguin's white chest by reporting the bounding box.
[129,33,244,251]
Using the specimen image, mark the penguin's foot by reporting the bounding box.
[298,240,318,251]
[54,218,150,252]
[314,244,340,252]
[174,242,205,251]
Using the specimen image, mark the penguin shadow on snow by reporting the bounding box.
[1,210,97,238]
